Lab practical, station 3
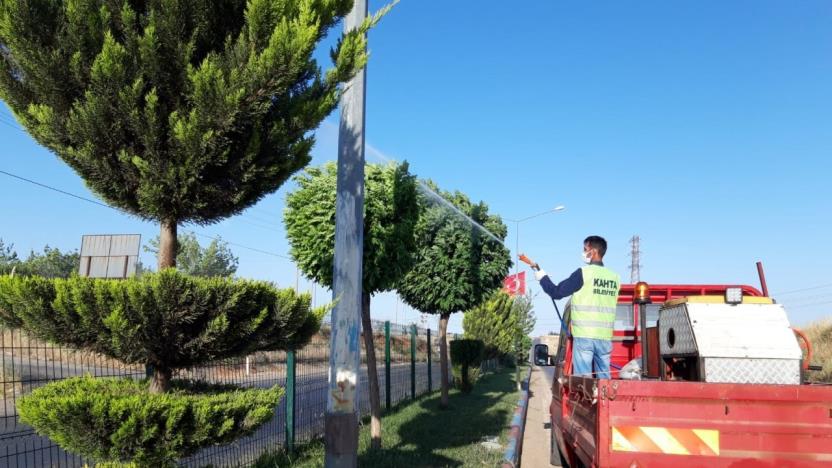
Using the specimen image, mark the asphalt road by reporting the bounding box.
[0,356,443,468]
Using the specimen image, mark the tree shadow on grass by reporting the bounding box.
[358,370,515,467]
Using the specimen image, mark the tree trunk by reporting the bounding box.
[439,312,450,409]
[149,366,171,394]
[149,221,177,394]
[360,292,382,449]
[158,220,178,270]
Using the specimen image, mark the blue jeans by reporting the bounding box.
[573,337,612,379]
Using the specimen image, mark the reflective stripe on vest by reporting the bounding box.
[570,265,621,340]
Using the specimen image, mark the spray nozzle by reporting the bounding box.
[519,254,539,271]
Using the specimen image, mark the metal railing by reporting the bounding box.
[0,320,495,467]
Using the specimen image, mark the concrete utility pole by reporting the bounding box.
[629,235,641,283]
[324,1,367,466]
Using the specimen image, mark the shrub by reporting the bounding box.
[463,292,535,367]
[0,270,326,463]
[500,353,518,369]
[452,363,483,394]
[0,270,325,390]
[450,339,484,394]
[18,376,281,466]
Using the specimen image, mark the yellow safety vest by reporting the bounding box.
[570,265,621,340]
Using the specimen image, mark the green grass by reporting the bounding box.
[256,367,523,467]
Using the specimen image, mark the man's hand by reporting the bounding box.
[520,254,548,281]
[519,254,540,271]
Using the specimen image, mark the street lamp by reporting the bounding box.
[505,205,566,285]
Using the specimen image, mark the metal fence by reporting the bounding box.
[0,320,493,467]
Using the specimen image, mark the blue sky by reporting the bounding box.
[1,0,831,336]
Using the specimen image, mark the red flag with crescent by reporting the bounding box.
[503,272,526,296]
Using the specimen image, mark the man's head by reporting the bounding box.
[583,235,607,263]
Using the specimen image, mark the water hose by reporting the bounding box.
[519,253,569,337]
[792,327,818,371]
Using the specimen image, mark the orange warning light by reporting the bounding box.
[634,282,651,305]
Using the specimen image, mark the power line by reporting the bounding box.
[787,299,832,310]
[0,117,291,258]
[234,217,283,234]
[0,169,113,209]
[0,118,22,132]
[780,292,832,305]
[241,210,282,225]
[0,110,23,131]
[0,168,293,261]
[188,231,291,260]
[773,283,832,296]
[0,113,287,234]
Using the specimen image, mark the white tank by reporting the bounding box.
[659,298,802,385]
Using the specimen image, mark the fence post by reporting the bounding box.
[385,321,391,411]
[427,328,432,393]
[410,324,416,400]
[285,350,296,455]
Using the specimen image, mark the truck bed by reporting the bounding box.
[553,376,832,467]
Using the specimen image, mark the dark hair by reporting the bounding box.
[584,235,607,258]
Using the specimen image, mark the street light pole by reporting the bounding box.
[515,220,520,279]
[325,1,367,466]
[507,205,566,286]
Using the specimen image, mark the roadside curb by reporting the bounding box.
[500,366,533,468]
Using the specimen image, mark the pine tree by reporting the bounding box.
[20,245,80,278]
[0,2,393,461]
[145,233,239,277]
[0,240,79,278]
[463,291,536,363]
[0,270,326,463]
[0,239,20,275]
[0,0,389,269]
[463,292,519,357]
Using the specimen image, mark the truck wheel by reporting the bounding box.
[550,427,568,467]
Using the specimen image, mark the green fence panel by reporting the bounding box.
[285,350,296,454]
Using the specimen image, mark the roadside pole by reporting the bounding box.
[324,0,367,466]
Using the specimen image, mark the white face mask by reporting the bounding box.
[582,250,593,264]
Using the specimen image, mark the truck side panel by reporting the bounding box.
[589,379,832,467]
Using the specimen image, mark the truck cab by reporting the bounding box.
[548,283,832,467]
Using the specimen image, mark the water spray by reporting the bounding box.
[365,144,506,246]
[519,253,569,336]
[414,181,504,245]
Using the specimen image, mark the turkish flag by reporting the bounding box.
[503,272,526,296]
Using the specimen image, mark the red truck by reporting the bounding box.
[542,282,832,467]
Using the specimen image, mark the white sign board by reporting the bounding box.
[78,234,141,279]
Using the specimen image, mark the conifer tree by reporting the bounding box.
[463,291,536,363]
[0,3,393,461]
[145,233,239,277]
[0,0,389,269]
[0,269,327,463]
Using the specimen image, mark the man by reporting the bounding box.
[531,236,620,378]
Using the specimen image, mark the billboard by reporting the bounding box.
[78,234,141,279]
